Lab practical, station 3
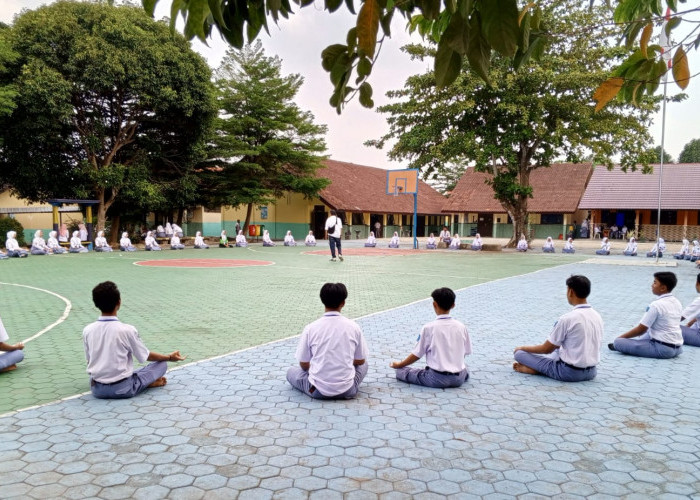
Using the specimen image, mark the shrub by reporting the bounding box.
[0,217,27,247]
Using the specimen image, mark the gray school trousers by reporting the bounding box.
[395,366,469,388]
[681,326,700,347]
[287,363,368,399]
[612,337,682,359]
[514,350,597,382]
[90,362,167,399]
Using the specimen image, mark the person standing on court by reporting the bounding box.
[512,275,603,382]
[325,209,344,262]
[287,283,368,399]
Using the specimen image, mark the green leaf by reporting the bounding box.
[143,0,159,17]
[330,53,352,86]
[380,9,393,36]
[443,12,468,54]
[359,82,374,107]
[170,0,184,31]
[466,12,491,83]
[347,27,358,51]
[519,11,530,53]
[443,0,456,14]
[357,0,381,58]
[321,44,347,71]
[345,0,356,15]
[419,0,441,20]
[357,56,372,77]
[480,0,518,57]
[325,0,344,12]
[207,0,227,29]
[665,16,681,37]
[184,0,211,41]
[435,36,462,87]
[458,0,472,19]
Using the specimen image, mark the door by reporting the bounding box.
[311,206,328,239]
[477,213,493,237]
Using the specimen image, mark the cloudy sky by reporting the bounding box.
[3,0,699,168]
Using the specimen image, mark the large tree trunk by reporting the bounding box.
[176,208,184,226]
[503,166,531,248]
[244,203,253,232]
[109,214,120,244]
[96,188,107,232]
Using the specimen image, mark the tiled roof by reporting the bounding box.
[579,164,700,210]
[318,159,446,214]
[443,163,593,213]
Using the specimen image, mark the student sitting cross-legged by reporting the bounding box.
[609,271,683,358]
[0,316,25,373]
[513,275,603,382]
[679,273,700,347]
[390,288,472,388]
[286,283,368,400]
[83,281,186,399]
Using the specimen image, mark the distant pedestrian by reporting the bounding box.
[325,210,343,262]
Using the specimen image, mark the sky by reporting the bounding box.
[2,0,699,168]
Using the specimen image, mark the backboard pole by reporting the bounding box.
[413,192,418,250]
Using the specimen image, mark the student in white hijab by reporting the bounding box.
[595,237,611,255]
[171,223,183,237]
[305,231,317,246]
[47,231,66,254]
[145,231,161,251]
[235,230,248,247]
[219,230,232,247]
[690,240,700,262]
[156,225,166,237]
[284,231,297,246]
[674,238,690,259]
[170,233,185,250]
[425,233,436,250]
[262,230,275,247]
[646,237,665,258]
[119,232,137,252]
[30,230,51,255]
[516,235,528,252]
[449,233,461,250]
[69,231,88,253]
[5,231,28,258]
[165,222,174,237]
[365,231,377,248]
[389,231,400,248]
[562,237,575,254]
[94,230,113,252]
[78,223,88,241]
[193,231,209,249]
[471,233,483,251]
[623,237,638,256]
[542,236,555,253]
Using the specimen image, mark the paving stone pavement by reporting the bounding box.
[2,260,700,498]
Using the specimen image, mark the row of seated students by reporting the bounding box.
[363,231,485,250]
[4,272,698,397]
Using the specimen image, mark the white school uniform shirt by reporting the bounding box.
[625,239,637,252]
[325,215,342,238]
[600,238,610,251]
[120,233,132,247]
[295,312,368,396]
[547,305,603,368]
[693,241,700,257]
[48,232,61,249]
[284,231,295,244]
[367,233,376,244]
[70,231,83,249]
[6,232,20,251]
[305,233,316,244]
[390,233,400,245]
[262,231,272,243]
[171,235,181,245]
[83,316,150,384]
[411,315,471,373]
[473,236,482,247]
[32,231,48,250]
[0,316,8,343]
[95,231,108,248]
[426,235,435,245]
[517,238,528,250]
[564,239,574,250]
[236,231,247,243]
[145,232,158,248]
[439,230,450,240]
[640,293,683,345]
[543,238,554,250]
[682,296,700,331]
[449,236,460,248]
[194,232,205,246]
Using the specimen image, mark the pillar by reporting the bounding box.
[86,205,93,241]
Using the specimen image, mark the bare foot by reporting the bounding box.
[148,377,167,388]
[512,362,538,375]
[0,364,17,373]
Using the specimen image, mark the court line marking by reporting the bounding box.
[0,282,72,344]
[0,261,579,419]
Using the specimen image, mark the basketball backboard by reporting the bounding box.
[386,169,419,195]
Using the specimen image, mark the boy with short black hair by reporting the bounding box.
[513,275,603,382]
[83,281,185,399]
[609,271,683,358]
[390,287,472,388]
[287,283,368,399]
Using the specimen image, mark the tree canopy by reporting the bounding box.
[199,41,329,228]
[0,1,215,231]
[679,138,700,163]
[652,145,674,164]
[367,0,656,246]
[146,0,698,113]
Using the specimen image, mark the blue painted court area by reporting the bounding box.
[2,260,700,498]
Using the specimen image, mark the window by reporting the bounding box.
[540,213,563,224]
[387,215,395,225]
[352,213,364,225]
[650,210,677,225]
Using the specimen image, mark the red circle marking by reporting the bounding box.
[304,248,431,257]
[135,259,274,268]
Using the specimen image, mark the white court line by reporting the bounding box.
[0,261,577,419]
[0,282,72,344]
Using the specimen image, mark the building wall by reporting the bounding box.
[186,206,222,237]
[0,191,83,242]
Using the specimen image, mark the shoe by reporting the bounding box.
[330,258,336,262]
[608,343,616,351]
[338,255,344,261]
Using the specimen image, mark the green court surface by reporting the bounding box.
[0,246,585,414]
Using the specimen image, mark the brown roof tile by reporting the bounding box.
[443,163,593,213]
[318,159,446,214]
[579,164,700,210]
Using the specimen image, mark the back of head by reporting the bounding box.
[92,281,121,313]
[431,287,456,311]
[696,273,700,286]
[566,275,591,299]
[320,283,348,309]
[330,209,337,216]
[654,271,677,292]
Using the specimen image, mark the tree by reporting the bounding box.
[199,41,329,229]
[653,146,674,164]
[679,139,700,163]
[367,1,656,247]
[148,0,697,113]
[0,25,18,120]
[0,1,215,232]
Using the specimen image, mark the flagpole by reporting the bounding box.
[656,76,667,264]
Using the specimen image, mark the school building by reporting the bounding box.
[579,164,700,242]
[442,163,593,240]
[220,160,447,241]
